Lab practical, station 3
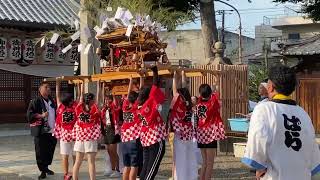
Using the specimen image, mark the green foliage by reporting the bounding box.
[151,9,195,30]
[81,0,197,30]
[273,0,320,21]
[249,64,267,102]
[228,48,238,62]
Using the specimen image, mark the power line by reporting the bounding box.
[239,11,287,14]
[216,9,301,16]
[216,11,285,15]
[225,6,300,12]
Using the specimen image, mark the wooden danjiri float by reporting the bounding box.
[44,8,221,95]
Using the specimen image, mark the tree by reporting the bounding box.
[82,0,197,30]
[148,0,217,63]
[274,0,320,21]
[83,0,250,64]
[249,64,267,101]
[153,0,218,62]
[199,0,218,63]
[156,0,252,64]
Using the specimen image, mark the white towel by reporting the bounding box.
[173,136,199,180]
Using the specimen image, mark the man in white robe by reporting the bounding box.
[242,65,320,180]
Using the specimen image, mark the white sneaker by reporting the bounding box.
[109,171,121,178]
[103,170,113,176]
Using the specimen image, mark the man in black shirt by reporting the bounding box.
[27,81,57,179]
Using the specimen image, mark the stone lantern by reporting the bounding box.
[211,41,224,64]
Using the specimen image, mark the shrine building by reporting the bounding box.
[0,0,80,123]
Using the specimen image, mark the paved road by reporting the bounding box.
[0,128,255,180]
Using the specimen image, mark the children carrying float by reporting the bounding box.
[99,82,122,178]
[195,84,226,180]
[72,82,102,180]
[137,66,168,180]
[51,65,227,180]
[169,70,199,180]
[120,76,144,180]
[53,80,80,180]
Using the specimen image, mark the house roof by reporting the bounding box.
[281,35,320,56]
[0,0,80,29]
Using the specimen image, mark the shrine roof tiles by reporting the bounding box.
[0,0,79,28]
[281,35,320,56]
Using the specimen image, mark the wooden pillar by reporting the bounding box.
[80,0,100,93]
[23,74,31,110]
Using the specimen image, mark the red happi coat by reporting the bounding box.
[195,93,225,144]
[121,98,141,142]
[53,102,78,142]
[137,85,168,147]
[73,103,101,141]
[169,94,194,141]
[101,101,121,135]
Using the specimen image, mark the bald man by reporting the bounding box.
[258,83,268,103]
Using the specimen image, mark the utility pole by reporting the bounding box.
[216,9,232,57]
[263,37,269,71]
[221,10,225,45]
[215,0,242,63]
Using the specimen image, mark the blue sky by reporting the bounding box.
[178,0,300,38]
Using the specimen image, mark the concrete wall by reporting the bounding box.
[160,30,205,64]
[159,30,255,65]
[254,25,282,53]
[223,31,256,63]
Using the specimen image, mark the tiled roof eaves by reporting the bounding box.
[0,0,79,28]
[0,19,69,30]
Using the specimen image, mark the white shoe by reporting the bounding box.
[103,170,113,176]
[109,171,121,178]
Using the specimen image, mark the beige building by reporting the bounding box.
[272,16,320,40]
[254,24,282,53]
[249,15,320,67]
[159,30,255,65]
[272,16,320,67]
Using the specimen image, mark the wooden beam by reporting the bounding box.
[44,76,91,82]
[117,65,221,75]
[44,67,216,83]
[185,72,205,77]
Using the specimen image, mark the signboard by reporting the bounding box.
[56,41,66,63]
[69,46,79,63]
[44,43,55,62]
[23,39,35,61]
[0,37,7,60]
[112,84,129,95]
[9,38,21,60]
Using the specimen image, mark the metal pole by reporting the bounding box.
[221,10,225,45]
[215,0,242,63]
[263,37,268,70]
[221,10,225,58]
[239,16,242,64]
